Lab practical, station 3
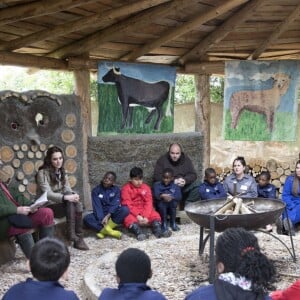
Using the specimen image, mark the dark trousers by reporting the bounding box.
[84,206,129,231]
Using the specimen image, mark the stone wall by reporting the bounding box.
[88,132,204,188]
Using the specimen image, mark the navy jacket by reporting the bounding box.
[257,183,277,199]
[198,181,226,200]
[99,283,166,300]
[2,278,79,300]
[91,184,122,221]
[153,181,182,203]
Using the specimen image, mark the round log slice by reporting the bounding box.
[65,159,77,174]
[31,145,38,152]
[39,144,47,152]
[27,182,37,195]
[65,113,77,128]
[61,129,75,143]
[68,175,77,188]
[35,151,43,159]
[21,144,28,151]
[0,146,14,162]
[2,165,14,180]
[23,178,28,185]
[13,144,20,151]
[35,160,43,172]
[18,184,26,193]
[66,145,77,158]
[16,151,24,159]
[16,171,25,181]
[27,151,34,159]
[12,158,21,168]
[23,161,35,175]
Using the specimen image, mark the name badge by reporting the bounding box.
[240,185,248,191]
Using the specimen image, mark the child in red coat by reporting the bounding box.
[121,167,171,241]
[271,280,300,300]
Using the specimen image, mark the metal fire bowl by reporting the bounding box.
[185,198,286,232]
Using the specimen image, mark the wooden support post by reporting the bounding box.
[194,74,210,171]
[74,67,92,210]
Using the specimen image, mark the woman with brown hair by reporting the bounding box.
[36,146,89,250]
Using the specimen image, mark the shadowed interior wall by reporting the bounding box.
[88,132,204,188]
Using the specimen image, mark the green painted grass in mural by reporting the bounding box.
[224,110,296,141]
[98,84,174,134]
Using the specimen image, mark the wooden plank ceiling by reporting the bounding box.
[0,0,299,74]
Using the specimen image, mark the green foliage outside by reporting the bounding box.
[98,84,174,134]
[175,74,224,104]
[224,109,296,141]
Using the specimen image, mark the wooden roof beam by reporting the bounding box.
[121,0,248,61]
[0,0,97,27]
[0,51,67,70]
[247,3,300,60]
[48,0,188,59]
[179,0,262,65]
[0,0,171,51]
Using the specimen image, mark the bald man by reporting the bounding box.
[153,143,199,208]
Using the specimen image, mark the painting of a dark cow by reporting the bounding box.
[102,67,170,130]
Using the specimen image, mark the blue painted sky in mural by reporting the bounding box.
[224,60,300,113]
[98,61,176,86]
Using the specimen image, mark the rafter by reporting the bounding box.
[0,50,67,69]
[0,0,171,51]
[179,0,262,64]
[48,0,188,59]
[247,3,300,60]
[0,0,98,27]
[121,0,248,61]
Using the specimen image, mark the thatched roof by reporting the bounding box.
[0,0,299,74]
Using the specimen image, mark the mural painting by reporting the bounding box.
[223,60,300,141]
[98,61,176,134]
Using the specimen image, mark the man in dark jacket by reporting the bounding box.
[153,143,199,208]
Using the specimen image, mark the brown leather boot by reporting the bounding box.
[66,202,77,241]
[74,212,89,250]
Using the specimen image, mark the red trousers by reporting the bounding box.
[8,207,54,236]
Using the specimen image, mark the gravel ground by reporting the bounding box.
[1,220,300,300]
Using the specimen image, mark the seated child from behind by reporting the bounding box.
[99,248,166,300]
[3,237,79,300]
[84,171,129,240]
[153,168,182,232]
[121,166,171,241]
[198,168,226,200]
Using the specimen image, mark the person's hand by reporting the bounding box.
[101,214,110,225]
[175,178,185,187]
[64,193,80,203]
[161,193,173,202]
[17,206,31,215]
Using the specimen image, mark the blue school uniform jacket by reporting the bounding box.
[153,181,182,203]
[2,278,79,300]
[257,183,277,199]
[198,181,226,200]
[91,184,122,221]
[99,283,166,300]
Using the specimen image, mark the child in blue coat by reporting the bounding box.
[153,168,182,232]
[84,171,129,239]
[198,168,226,200]
[3,237,79,300]
[99,248,166,300]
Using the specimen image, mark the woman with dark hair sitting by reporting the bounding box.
[185,227,276,300]
[36,146,88,250]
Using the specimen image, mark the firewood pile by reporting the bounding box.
[214,195,256,215]
[212,158,298,198]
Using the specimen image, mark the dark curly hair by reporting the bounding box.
[216,227,276,294]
